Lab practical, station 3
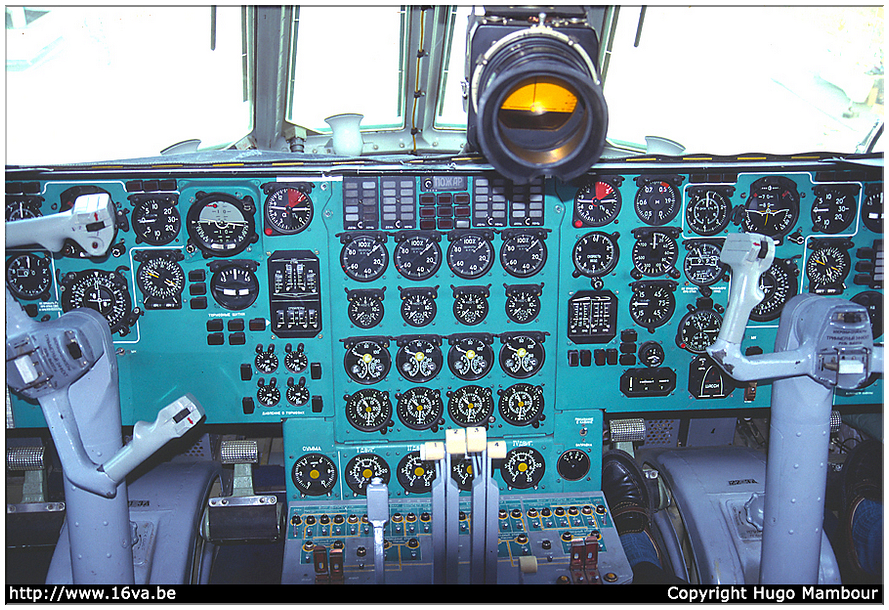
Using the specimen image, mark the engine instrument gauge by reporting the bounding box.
[452,285,489,326]
[396,387,444,431]
[630,228,680,278]
[60,268,138,335]
[256,378,281,407]
[344,338,391,384]
[573,178,622,227]
[446,231,495,279]
[135,255,185,309]
[497,383,544,427]
[447,385,494,427]
[396,451,436,494]
[209,261,260,310]
[291,453,338,497]
[394,232,442,281]
[131,196,180,245]
[634,179,681,226]
[399,287,438,327]
[344,388,392,433]
[572,231,619,278]
[500,447,545,490]
[395,337,443,383]
[346,288,385,329]
[6,252,53,300]
[447,335,495,381]
[286,377,310,406]
[676,303,722,354]
[629,281,677,332]
[254,344,279,373]
[340,233,389,282]
[263,186,313,235]
[685,188,731,236]
[750,258,798,322]
[811,185,857,234]
[186,192,257,256]
[806,241,851,292]
[556,449,590,481]
[451,458,474,491]
[284,342,308,373]
[500,229,548,278]
[499,333,546,379]
[683,241,726,287]
[504,283,542,324]
[344,453,391,496]
[742,176,799,239]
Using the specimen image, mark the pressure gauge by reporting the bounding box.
[399,286,438,327]
[504,283,542,324]
[344,388,392,433]
[346,288,386,329]
[452,285,490,326]
[256,378,281,407]
[556,449,591,481]
[286,377,310,406]
[291,453,338,497]
[499,333,546,379]
[254,344,279,373]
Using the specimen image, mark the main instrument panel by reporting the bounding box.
[6,159,883,504]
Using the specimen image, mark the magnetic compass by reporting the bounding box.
[395,337,443,384]
[186,192,257,257]
[343,338,391,384]
[291,453,338,497]
[344,453,391,496]
[573,178,622,227]
[393,231,442,281]
[263,185,313,235]
[396,387,444,431]
[497,383,544,427]
[447,385,494,427]
[6,252,53,301]
[340,232,389,282]
[447,335,495,381]
[446,231,495,279]
[500,447,545,490]
[499,333,546,379]
[396,451,436,494]
[344,388,392,433]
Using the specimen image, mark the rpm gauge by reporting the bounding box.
[446,231,495,279]
[394,232,442,281]
[186,192,257,256]
[573,178,622,227]
[500,230,548,278]
[340,233,389,282]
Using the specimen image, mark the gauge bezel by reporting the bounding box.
[500,447,546,490]
[396,387,444,431]
[393,232,442,281]
[573,178,622,227]
[291,452,338,497]
[340,233,390,282]
[446,232,495,279]
[497,383,544,427]
[572,231,619,278]
[500,230,548,278]
[263,186,314,235]
[344,388,392,432]
[395,338,443,384]
[685,188,731,236]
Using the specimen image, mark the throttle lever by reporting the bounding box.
[714,232,775,346]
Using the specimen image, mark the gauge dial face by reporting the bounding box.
[635,180,680,226]
[344,453,391,496]
[685,189,731,236]
[638,341,666,368]
[451,458,474,491]
[347,292,385,329]
[395,338,443,383]
[400,292,437,327]
[286,378,310,406]
[341,234,389,282]
[447,337,495,381]
[684,241,725,287]
[505,285,541,324]
[574,180,622,227]
[572,232,619,278]
[499,335,545,379]
[629,283,676,331]
[447,233,494,279]
[676,308,722,354]
[6,196,43,221]
[851,291,883,339]
[209,263,259,310]
[136,257,185,303]
[556,449,591,481]
[861,189,883,233]
[344,340,391,384]
[60,269,134,334]
[254,345,279,373]
[285,343,308,373]
[396,387,444,430]
[396,451,436,494]
[806,244,851,288]
[186,193,255,256]
[811,186,856,234]
[6,252,52,300]
[500,232,547,278]
[132,197,180,245]
[500,447,545,490]
[264,187,313,235]
[631,231,678,277]
[742,177,799,239]
[394,233,442,281]
[345,388,392,432]
[751,259,798,322]
[256,380,281,407]
[498,383,544,427]
[447,385,494,427]
[291,453,338,497]
[452,289,489,326]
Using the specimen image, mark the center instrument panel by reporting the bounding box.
[6,160,883,506]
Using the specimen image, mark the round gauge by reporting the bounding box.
[850,291,883,339]
[631,231,678,277]
[676,308,722,354]
[135,257,185,302]
[556,449,591,482]
[291,453,337,497]
[186,193,256,256]
[504,285,542,324]
[344,339,391,384]
[286,377,310,406]
[861,188,883,233]
[629,282,676,332]
[500,231,547,278]
[344,453,391,496]
[60,269,135,335]
[256,379,280,407]
[572,232,619,278]
[284,343,308,373]
[811,186,856,234]
[254,344,279,373]
[742,177,799,239]
[447,385,495,427]
[400,291,437,327]
[447,233,494,279]
[6,252,52,300]
[395,338,443,383]
[685,189,731,236]
[806,244,851,287]
[394,233,442,281]
[500,447,546,490]
[345,388,392,432]
[684,241,726,287]
[452,289,489,326]
[6,197,42,221]
[347,291,385,329]
[451,458,474,491]
[448,337,495,381]
[634,180,680,226]
[497,383,544,427]
[264,187,313,235]
[638,341,666,368]
[396,387,444,431]
[396,451,436,494]
[499,334,546,379]
[574,179,622,227]
[750,259,798,322]
[341,233,389,282]
[209,263,259,310]
[131,197,180,246]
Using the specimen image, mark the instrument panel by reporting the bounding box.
[5,160,883,502]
